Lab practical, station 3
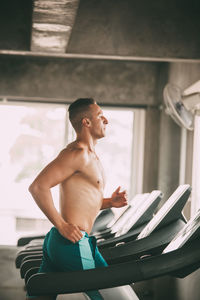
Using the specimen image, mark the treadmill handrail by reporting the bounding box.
[21,218,186,279]
[26,237,200,296]
[101,218,186,263]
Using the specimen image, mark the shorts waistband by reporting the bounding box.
[80,230,89,238]
[51,227,89,238]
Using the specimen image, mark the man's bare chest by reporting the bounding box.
[82,155,105,188]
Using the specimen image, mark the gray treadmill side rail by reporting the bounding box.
[17,185,190,271]
[101,218,186,263]
[16,192,162,264]
[17,235,45,247]
[16,188,188,268]
[20,218,186,279]
[26,237,200,296]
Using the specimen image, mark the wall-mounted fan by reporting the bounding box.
[164,81,200,214]
[163,80,200,130]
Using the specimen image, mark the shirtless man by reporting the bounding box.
[27,98,128,300]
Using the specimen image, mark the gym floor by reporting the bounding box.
[0,246,88,300]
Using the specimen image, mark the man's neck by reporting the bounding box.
[76,133,97,152]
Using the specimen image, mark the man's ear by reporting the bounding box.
[82,117,91,127]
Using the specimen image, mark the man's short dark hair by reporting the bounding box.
[68,98,96,132]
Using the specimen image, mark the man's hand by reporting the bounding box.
[58,221,83,243]
[111,186,128,208]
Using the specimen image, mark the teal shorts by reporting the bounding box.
[27,227,108,300]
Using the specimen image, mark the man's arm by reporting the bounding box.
[101,186,128,209]
[29,148,87,243]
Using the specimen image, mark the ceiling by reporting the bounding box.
[31,0,80,53]
[0,0,200,62]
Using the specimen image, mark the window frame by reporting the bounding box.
[191,115,200,215]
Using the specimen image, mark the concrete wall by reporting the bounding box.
[143,107,161,193]
[1,1,200,60]
[142,63,168,193]
[68,0,200,59]
[0,55,163,106]
[157,110,181,203]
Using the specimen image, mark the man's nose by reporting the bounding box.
[104,116,108,124]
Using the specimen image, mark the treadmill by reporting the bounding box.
[101,184,190,264]
[19,185,190,279]
[98,184,189,249]
[93,193,150,239]
[16,190,162,269]
[25,208,200,300]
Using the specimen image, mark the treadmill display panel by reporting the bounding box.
[163,209,200,253]
[116,190,162,236]
[137,184,190,240]
[109,193,148,231]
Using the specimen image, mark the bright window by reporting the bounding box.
[0,103,145,245]
[0,103,66,244]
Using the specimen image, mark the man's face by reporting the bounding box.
[89,103,108,139]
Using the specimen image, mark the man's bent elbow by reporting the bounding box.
[28,181,40,196]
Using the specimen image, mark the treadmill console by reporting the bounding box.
[108,193,149,230]
[137,184,191,240]
[116,190,162,236]
[163,209,200,253]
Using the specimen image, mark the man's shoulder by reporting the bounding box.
[58,143,89,164]
[62,142,87,154]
